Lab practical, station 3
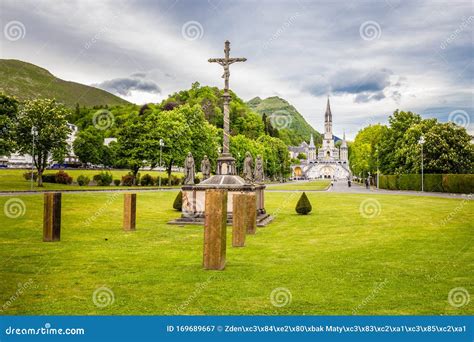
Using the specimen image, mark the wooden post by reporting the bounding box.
[232,193,247,247]
[43,192,61,242]
[246,193,257,234]
[203,190,227,270]
[123,193,136,231]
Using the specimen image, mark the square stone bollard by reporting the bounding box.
[123,193,136,231]
[232,193,247,247]
[245,193,257,235]
[43,192,61,242]
[203,189,227,270]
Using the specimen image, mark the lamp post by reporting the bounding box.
[376,147,379,189]
[418,135,425,192]
[159,139,164,187]
[30,126,38,190]
[237,152,241,176]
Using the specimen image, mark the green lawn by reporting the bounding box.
[0,191,472,315]
[0,169,180,191]
[266,180,331,191]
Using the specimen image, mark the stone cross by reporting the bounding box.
[208,40,246,155]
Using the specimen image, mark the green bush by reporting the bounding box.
[378,173,473,193]
[424,174,443,192]
[93,172,113,186]
[170,174,182,186]
[173,191,182,211]
[121,175,134,186]
[156,176,167,186]
[41,173,57,183]
[398,174,421,191]
[113,179,121,186]
[140,174,155,186]
[23,171,37,181]
[387,175,398,190]
[442,174,474,194]
[379,175,388,189]
[77,175,90,186]
[295,192,312,215]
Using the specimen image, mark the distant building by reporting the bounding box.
[289,98,350,180]
[1,123,79,168]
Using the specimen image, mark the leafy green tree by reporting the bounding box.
[349,124,387,176]
[297,152,307,160]
[0,94,19,156]
[115,115,149,184]
[144,106,192,184]
[16,99,70,186]
[401,121,473,174]
[229,134,263,176]
[73,127,104,165]
[379,110,421,174]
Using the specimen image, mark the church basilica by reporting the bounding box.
[288,98,351,180]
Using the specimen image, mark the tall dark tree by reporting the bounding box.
[0,93,19,156]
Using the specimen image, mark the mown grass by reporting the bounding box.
[266,180,331,191]
[0,169,180,191]
[0,191,472,315]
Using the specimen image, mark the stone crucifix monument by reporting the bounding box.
[170,40,272,226]
[208,40,247,175]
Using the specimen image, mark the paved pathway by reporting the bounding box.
[0,181,471,200]
[325,180,472,199]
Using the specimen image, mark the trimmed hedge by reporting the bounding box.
[379,174,473,194]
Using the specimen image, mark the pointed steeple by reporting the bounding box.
[309,133,315,148]
[341,131,347,148]
[325,96,332,122]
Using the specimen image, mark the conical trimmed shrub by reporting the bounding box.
[295,192,312,215]
[173,191,183,211]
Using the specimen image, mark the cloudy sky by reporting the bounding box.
[1,0,472,138]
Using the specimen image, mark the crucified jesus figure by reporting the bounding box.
[208,40,246,91]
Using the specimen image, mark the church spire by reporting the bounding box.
[324,96,333,138]
[325,96,332,122]
[309,133,315,148]
[341,131,347,148]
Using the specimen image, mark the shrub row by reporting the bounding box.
[22,171,199,187]
[378,174,473,193]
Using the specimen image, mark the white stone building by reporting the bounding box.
[289,98,351,180]
[1,123,79,168]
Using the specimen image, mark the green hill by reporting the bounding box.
[247,96,320,146]
[0,59,130,108]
